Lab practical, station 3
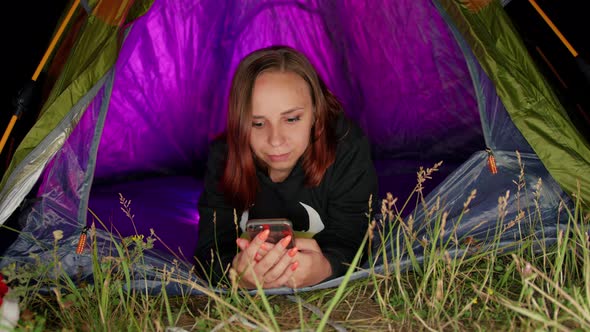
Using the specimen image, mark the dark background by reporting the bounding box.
[0,0,589,179]
[504,0,590,143]
[1,0,69,176]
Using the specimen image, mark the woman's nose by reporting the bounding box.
[268,125,285,147]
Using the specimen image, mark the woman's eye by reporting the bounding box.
[286,116,301,123]
[252,121,264,128]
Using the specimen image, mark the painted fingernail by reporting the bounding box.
[290,261,299,271]
[288,247,298,257]
[279,235,292,248]
[258,229,270,241]
[255,253,262,262]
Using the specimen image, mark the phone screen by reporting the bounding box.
[245,218,295,249]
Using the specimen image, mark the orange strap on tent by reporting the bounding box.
[76,226,89,254]
[528,0,578,58]
[486,148,498,175]
[0,0,80,156]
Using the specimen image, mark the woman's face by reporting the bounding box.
[249,71,314,183]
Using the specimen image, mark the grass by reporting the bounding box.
[1,160,589,331]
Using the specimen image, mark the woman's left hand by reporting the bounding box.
[273,238,332,288]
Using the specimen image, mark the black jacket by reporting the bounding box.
[195,113,378,285]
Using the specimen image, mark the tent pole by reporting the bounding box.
[528,0,589,83]
[527,0,577,58]
[0,118,17,156]
[0,0,81,156]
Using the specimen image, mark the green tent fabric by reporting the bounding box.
[439,0,590,207]
[0,0,144,196]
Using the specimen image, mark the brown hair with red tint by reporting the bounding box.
[222,45,342,210]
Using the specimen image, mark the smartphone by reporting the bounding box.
[245,218,295,249]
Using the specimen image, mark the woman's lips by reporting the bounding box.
[268,152,290,162]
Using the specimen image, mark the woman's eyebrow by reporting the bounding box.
[252,107,304,119]
[280,107,304,115]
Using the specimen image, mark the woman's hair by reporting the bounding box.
[221,45,342,210]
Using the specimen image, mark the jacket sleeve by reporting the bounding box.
[313,134,379,279]
[194,140,240,285]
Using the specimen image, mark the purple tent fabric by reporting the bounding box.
[84,0,482,259]
[94,0,480,179]
[87,176,202,260]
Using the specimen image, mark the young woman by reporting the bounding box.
[195,45,378,289]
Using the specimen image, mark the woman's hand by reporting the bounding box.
[232,229,299,289]
[284,238,332,288]
[246,237,332,288]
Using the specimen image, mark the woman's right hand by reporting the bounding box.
[232,229,299,288]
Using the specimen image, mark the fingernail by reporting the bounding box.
[258,229,270,241]
[290,261,299,271]
[280,235,292,247]
[260,243,268,250]
[255,253,262,262]
[236,238,248,248]
[288,247,298,257]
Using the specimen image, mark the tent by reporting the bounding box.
[1,0,589,295]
